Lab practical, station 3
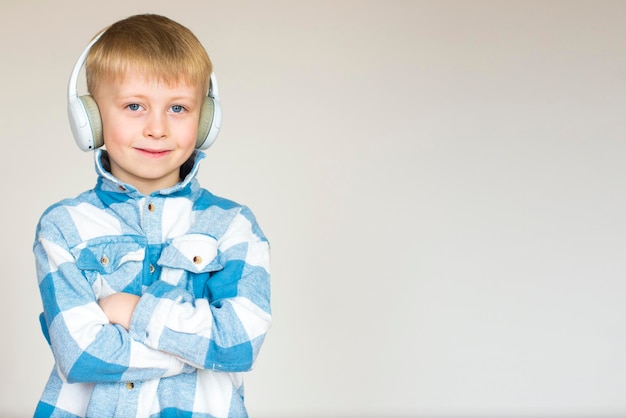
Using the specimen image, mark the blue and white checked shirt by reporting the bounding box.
[34,150,271,418]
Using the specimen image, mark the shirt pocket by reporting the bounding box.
[72,236,146,299]
[157,233,222,293]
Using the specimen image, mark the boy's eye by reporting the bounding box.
[127,103,141,111]
[171,105,185,113]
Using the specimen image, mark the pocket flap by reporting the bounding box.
[73,237,145,274]
[158,234,221,273]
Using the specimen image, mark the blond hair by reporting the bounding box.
[86,14,212,95]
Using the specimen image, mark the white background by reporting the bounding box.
[1,1,626,417]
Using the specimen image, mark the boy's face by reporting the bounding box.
[94,69,204,195]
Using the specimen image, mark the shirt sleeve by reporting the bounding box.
[35,213,195,384]
[128,206,272,371]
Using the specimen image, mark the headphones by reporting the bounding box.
[67,30,222,152]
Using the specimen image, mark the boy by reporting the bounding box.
[34,14,271,418]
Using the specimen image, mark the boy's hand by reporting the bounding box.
[98,292,140,330]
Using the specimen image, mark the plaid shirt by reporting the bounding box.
[34,150,271,418]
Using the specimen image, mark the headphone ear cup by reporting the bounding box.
[79,95,104,149]
[196,98,215,149]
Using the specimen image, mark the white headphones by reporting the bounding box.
[67,30,222,151]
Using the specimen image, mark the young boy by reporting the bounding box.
[34,14,271,418]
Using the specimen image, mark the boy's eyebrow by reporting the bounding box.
[114,92,200,102]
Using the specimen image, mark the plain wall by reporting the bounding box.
[2,1,626,417]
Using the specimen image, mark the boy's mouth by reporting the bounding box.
[136,148,171,158]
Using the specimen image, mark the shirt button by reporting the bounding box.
[118,185,127,192]
[148,203,155,212]
[193,256,202,264]
[126,382,134,390]
[100,256,109,266]
[149,264,155,274]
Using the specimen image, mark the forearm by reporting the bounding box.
[129,280,271,371]
[41,298,193,383]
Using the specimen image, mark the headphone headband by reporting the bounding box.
[67,29,222,151]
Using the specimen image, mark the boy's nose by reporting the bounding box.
[144,112,167,139]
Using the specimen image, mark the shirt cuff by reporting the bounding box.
[128,280,190,347]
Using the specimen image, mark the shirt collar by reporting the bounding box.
[93,149,206,196]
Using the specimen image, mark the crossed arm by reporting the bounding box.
[37,203,271,382]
